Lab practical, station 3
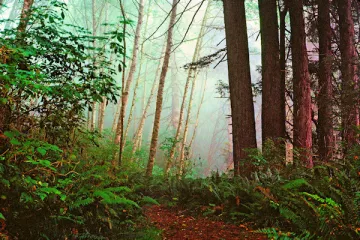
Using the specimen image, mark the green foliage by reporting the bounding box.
[0,0,123,144]
[0,129,161,239]
[0,2,163,238]
[138,141,360,239]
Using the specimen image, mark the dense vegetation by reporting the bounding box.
[1,0,360,239]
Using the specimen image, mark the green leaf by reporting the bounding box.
[0,212,5,220]
[10,138,21,145]
[37,147,47,156]
[0,98,7,104]
[40,187,62,195]
[4,131,14,138]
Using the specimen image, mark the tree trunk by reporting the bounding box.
[318,0,334,161]
[337,0,359,150]
[165,0,211,176]
[146,0,178,177]
[171,53,180,130]
[121,0,150,154]
[115,0,145,145]
[114,0,127,167]
[132,43,166,154]
[289,0,313,167]
[223,0,257,177]
[17,0,34,34]
[280,1,288,102]
[178,71,198,176]
[259,0,285,145]
[98,97,107,133]
[177,0,212,176]
[89,0,97,132]
[188,73,207,153]
[97,2,110,134]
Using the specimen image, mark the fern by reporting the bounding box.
[105,186,131,193]
[141,196,160,206]
[70,197,95,210]
[282,178,311,190]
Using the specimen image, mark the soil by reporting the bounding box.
[144,205,267,240]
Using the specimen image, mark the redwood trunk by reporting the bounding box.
[259,0,285,145]
[223,0,257,177]
[289,0,313,167]
[337,0,359,150]
[318,0,334,161]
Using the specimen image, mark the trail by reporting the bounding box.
[144,205,267,240]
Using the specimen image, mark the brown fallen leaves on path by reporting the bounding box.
[144,205,267,240]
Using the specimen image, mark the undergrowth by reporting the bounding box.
[137,141,360,240]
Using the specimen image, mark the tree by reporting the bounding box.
[1,0,34,138]
[337,0,359,150]
[132,43,166,154]
[146,0,178,177]
[318,0,334,161]
[259,0,285,146]
[89,0,97,132]
[165,0,211,176]
[178,0,212,176]
[115,0,145,145]
[289,0,313,167]
[223,0,257,176]
[17,0,34,34]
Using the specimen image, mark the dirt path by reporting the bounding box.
[144,205,267,240]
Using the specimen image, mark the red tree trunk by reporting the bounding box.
[289,0,313,167]
[337,0,359,150]
[318,0,334,161]
[259,0,285,145]
[223,0,257,177]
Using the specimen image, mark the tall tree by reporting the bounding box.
[223,0,257,176]
[146,0,178,177]
[132,43,166,154]
[17,0,34,34]
[289,0,313,167]
[165,0,211,176]
[337,0,359,150]
[115,0,145,145]
[259,0,285,146]
[89,0,97,132]
[318,0,334,161]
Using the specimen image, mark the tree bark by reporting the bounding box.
[115,0,145,145]
[17,0,34,34]
[289,0,313,167]
[177,0,212,176]
[146,0,178,177]
[223,0,257,177]
[318,0,334,161]
[165,0,211,176]
[178,71,198,176]
[171,53,180,130]
[121,0,150,154]
[259,0,285,145]
[132,43,166,154]
[188,73,207,154]
[337,0,359,150]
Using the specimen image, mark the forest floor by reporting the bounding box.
[144,205,267,240]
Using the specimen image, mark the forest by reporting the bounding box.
[1,0,360,239]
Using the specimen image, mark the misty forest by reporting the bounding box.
[1,0,360,239]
